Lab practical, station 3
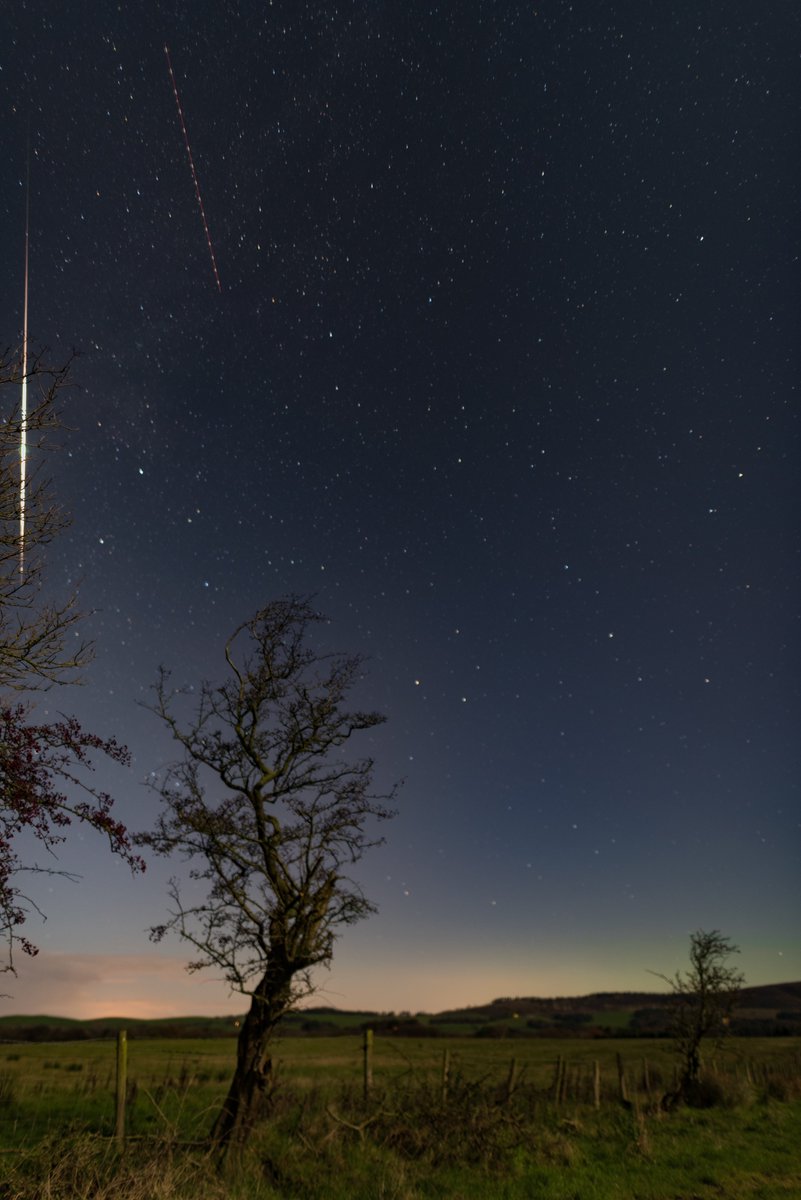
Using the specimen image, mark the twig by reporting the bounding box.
[325,1105,387,1143]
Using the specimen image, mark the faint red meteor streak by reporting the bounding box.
[164,43,222,292]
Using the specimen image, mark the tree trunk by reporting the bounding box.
[210,962,293,1152]
[679,1028,703,1095]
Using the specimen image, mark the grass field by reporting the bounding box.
[1,1035,799,1198]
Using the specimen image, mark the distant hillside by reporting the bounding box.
[737,981,801,1010]
[1,982,798,1042]
[438,982,801,1022]
[426,982,801,1039]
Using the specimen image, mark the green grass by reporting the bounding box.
[588,1009,633,1029]
[1,1036,799,1198]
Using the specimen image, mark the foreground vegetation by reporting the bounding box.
[1,1036,800,1197]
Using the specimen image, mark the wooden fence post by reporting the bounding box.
[616,1052,628,1104]
[505,1057,518,1104]
[115,1030,127,1145]
[441,1048,450,1103]
[554,1056,567,1105]
[552,1055,562,1104]
[642,1057,651,1097]
[593,1059,601,1109]
[363,1028,373,1101]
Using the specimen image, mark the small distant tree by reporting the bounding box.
[141,596,396,1153]
[655,929,745,1105]
[1,351,144,972]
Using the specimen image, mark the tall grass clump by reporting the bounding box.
[1,1133,283,1200]
[0,1072,17,1107]
[681,1070,756,1110]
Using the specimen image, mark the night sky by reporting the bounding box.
[2,1,798,1019]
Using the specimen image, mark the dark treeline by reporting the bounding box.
[1,1002,800,1044]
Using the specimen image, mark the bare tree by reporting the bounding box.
[655,929,745,1106]
[1,351,144,971]
[141,596,396,1153]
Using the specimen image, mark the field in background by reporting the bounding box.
[1,1035,800,1198]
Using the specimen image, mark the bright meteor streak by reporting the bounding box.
[19,155,30,575]
[164,43,222,293]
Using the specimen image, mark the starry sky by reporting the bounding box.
[2,1,799,1019]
